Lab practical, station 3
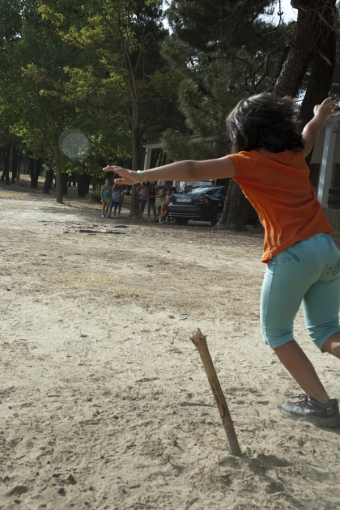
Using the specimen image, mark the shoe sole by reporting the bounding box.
[281,408,340,428]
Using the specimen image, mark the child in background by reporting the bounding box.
[108,184,122,218]
[159,189,171,224]
[137,182,149,220]
[104,95,340,428]
[154,188,165,223]
[147,183,157,221]
[100,178,112,218]
[117,184,127,218]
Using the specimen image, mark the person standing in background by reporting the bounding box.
[100,177,112,218]
[147,183,157,221]
[137,182,150,220]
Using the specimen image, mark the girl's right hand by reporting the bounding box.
[102,166,140,185]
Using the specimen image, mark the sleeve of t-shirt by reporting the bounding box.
[228,152,258,183]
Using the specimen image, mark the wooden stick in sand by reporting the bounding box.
[190,328,241,456]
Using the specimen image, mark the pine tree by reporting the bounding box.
[162,0,338,231]
[40,0,182,214]
[162,0,293,229]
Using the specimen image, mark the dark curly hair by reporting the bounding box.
[226,93,305,153]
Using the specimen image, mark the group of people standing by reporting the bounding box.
[137,182,175,223]
[101,177,175,223]
[100,177,127,218]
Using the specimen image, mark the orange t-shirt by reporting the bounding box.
[229,149,332,263]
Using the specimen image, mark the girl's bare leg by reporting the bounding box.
[322,332,340,358]
[274,340,330,404]
[139,203,145,218]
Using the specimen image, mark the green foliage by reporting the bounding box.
[38,0,181,172]
[161,0,295,160]
[1,0,338,198]
[161,128,230,162]
[89,185,102,203]
[0,0,184,203]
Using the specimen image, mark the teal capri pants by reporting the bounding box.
[261,233,340,351]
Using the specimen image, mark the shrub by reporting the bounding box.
[89,185,102,203]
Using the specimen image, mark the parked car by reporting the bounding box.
[169,186,228,226]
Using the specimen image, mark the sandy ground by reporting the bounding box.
[1,177,340,510]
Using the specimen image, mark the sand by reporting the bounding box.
[1,179,340,510]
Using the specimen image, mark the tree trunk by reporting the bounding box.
[14,148,23,182]
[0,148,3,181]
[215,184,232,228]
[55,149,63,203]
[56,172,63,202]
[215,181,251,231]
[273,0,336,96]
[273,1,317,96]
[292,0,336,172]
[43,168,54,194]
[219,0,336,231]
[68,172,77,186]
[78,173,91,197]
[2,146,10,185]
[29,158,36,188]
[29,158,41,188]
[130,109,140,216]
[11,143,17,183]
[299,3,336,126]
[62,172,68,195]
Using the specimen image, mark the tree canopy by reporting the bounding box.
[0,0,338,217]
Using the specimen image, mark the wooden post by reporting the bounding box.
[190,328,241,456]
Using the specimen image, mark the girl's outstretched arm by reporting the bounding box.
[302,97,338,157]
[103,157,236,186]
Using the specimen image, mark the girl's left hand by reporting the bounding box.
[313,97,338,120]
[102,166,140,185]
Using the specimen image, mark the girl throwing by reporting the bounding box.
[104,95,340,427]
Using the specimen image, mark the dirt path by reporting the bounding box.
[1,183,340,510]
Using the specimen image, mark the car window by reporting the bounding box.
[206,187,227,196]
[209,188,223,195]
[185,187,216,195]
[187,187,227,195]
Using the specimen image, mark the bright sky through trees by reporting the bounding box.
[162,1,297,26]
[274,0,297,22]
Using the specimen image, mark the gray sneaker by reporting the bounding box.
[281,394,340,427]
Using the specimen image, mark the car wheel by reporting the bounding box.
[174,218,188,226]
[211,209,222,226]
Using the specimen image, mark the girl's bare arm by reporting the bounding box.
[302,97,338,157]
[103,156,236,186]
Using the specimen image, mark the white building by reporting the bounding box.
[311,115,340,231]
